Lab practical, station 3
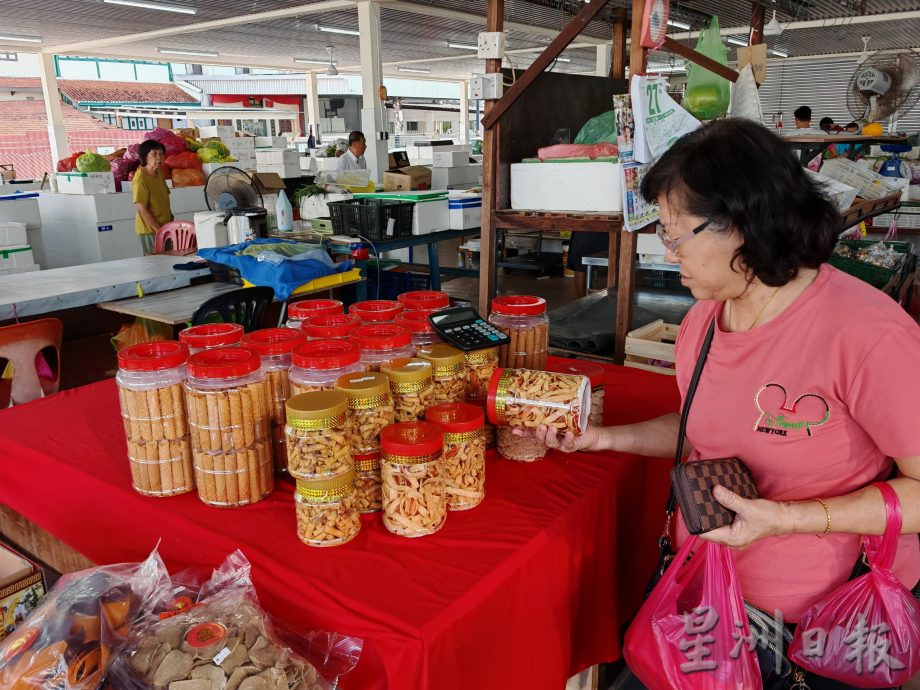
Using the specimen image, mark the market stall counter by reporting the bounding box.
[0,361,679,690]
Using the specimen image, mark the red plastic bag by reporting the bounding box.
[171,168,205,188]
[162,150,202,180]
[537,142,618,161]
[790,483,920,687]
[56,151,85,172]
[624,536,762,690]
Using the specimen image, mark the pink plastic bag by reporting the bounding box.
[790,483,920,687]
[624,536,762,690]
[537,142,618,161]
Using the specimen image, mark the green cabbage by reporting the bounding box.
[75,152,112,173]
[204,140,230,158]
[197,148,221,164]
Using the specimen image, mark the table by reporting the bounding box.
[97,281,242,325]
[0,363,679,690]
[782,133,909,163]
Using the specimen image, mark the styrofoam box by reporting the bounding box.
[430,165,482,190]
[202,162,243,176]
[0,221,27,246]
[257,163,302,179]
[170,186,208,214]
[255,137,289,148]
[448,193,482,230]
[412,198,450,235]
[314,157,340,172]
[223,137,255,151]
[510,162,622,213]
[0,244,34,271]
[299,193,352,220]
[433,151,469,168]
[255,149,299,166]
[199,126,235,139]
[0,263,39,276]
[0,195,40,230]
[300,157,316,172]
[56,172,116,195]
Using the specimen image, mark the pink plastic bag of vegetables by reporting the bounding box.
[122,143,141,164]
[144,127,188,157]
[111,156,140,192]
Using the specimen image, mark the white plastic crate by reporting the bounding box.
[805,169,858,211]
[820,159,900,200]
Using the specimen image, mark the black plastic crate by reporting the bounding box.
[207,260,243,285]
[365,267,431,301]
[328,198,414,241]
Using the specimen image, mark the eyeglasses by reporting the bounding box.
[656,219,712,255]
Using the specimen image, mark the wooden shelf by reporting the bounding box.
[840,193,902,230]
[494,209,624,233]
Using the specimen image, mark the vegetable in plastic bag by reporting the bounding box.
[56,151,85,173]
[171,167,205,188]
[684,16,731,120]
[144,126,188,157]
[197,148,221,164]
[573,111,619,146]
[76,152,112,173]
[162,151,202,180]
[204,140,230,159]
[184,137,201,152]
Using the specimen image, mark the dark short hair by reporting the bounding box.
[348,130,365,146]
[845,121,859,130]
[138,139,166,165]
[640,119,840,287]
[794,106,811,121]
[819,117,834,131]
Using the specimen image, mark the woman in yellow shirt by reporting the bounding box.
[133,139,173,254]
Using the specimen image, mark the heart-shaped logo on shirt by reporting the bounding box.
[755,383,830,437]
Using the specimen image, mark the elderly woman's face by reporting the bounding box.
[146,148,165,172]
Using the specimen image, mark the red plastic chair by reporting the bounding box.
[0,318,63,407]
[154,220,197,254]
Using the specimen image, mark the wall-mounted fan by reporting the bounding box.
[846,50,920,131]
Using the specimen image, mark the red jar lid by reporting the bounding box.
[118,340,189,372]
[426,402,484,434]
[395,309,437,335]
[287,299,343,321]
[241,327,305,356]
[381,421,444,457]
[304,313,362,339]
[490,295,546,316]
[351,324,412,351]
[349,300,404,322]
[187,346,260,379]
[546,360,605,387]
[179,323,244,349]
[292,339,361,370]
[397,291,450,311]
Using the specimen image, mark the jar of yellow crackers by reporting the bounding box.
[352,324,415,372]
[285,298,343,330]
[547,359,606,427]
[289,339,363,395]
[334,371,395,454]
[179,323,244,355]
[284,391,352,479]
[487,368,590,436]
[380,422,446,537]
[380,357,435,423]
[465,346,498,402]
[426,402,485,511]
[416,343,468,404]
[353,449,382,513]
[294,469,361,547]
[488,296,548,369]
[303,313,361,341]
[116,340,194,497]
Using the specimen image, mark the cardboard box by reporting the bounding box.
[448,193,482,230]
[0,221,27,247]
[255,136,289,148]
[199,125,235,139]
[172,127,199,139]
[255,149,299,166]
[384,152,432,191]
[433,150,469,168]
[510,161,622,213]
[0,165,17,183]
[55,172,116,195]
[0,543,45,640]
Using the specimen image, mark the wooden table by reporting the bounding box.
[782,133,909,162]
[97,281,241,325]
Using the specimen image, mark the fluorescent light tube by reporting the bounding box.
[447,42,478,51]
[316,25,360,36]
[157,48,218,57]
[770,49,789,58]
[667,19,690,30]
[103,0,196,14]
[294,58,334,65]
[725,37,748,47]
[554,57,571,63]
[0,34,42,43]
[397,67,431,74]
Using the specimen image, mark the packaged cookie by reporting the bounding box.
[351,324,415,372]
[416,343,468,404]
[285,391,352,479]
[295,469,361,548]
[547,359,606,427]
[395,309,443,351]
[285,298,343,330]
[303,313,361,341]
[178,323,244,355]
[353,450,382,514]
[290,339,363,395]
[380,357,435,422]
[396,290,450,312]
[380,422,446,538]
[465,346,499,402]
[487,368,590,436]
[348,299,403,324]
[334,372,395,454]
[426,402,486,511]
[488,296,549,369]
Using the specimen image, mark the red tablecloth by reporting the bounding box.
[0,361,679,690]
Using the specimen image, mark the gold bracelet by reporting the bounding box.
[812,498,831,539]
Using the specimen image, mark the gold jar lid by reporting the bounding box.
[286,391,348,429]
[334,371,390,408]
[465,347,498,366]
[380,357,433,384]
[296,468,355,503]
[416,343,466,367]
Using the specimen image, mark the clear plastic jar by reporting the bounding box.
[294,469,361,547]
[116,340,194,497]
[351,324,415,372]
[487,368,590,436]
[353,450,382,514]
[380,422,446,537]
[179,323,244,355]
[285,390,352,479]
[426,402,485,511]
[465,347,498,402]
[380,357,435,423]
[396,290,450,312]
[285,298,343,330]
[547,360,606,427]
[349,299,404,324]
[185,347,274,507]
[417,343,468,404]
[488,296,549,370]
[290,340,363,395]
[470,400,496,449]
[496,427,546,462]
[395,310,443,351]
[334,371,395,454]
[303,313,361,341]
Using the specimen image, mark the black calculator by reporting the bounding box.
[428,307,511,351]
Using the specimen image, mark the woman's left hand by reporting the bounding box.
[699,485,790,548]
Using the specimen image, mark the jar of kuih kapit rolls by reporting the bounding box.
[546,359,606,427]
[179,323,245,355]
[396,290,450,312]
[395,310,443,351]
[353,449,382,514]
[294,468,361,547]
[184,347,274,508]
[285,390,352,479]
[285,298,343,330]
[487,368,590,436]
[465,346,499,402]
[380,422,447,538]
[116,340,194,498]
[289,339,363,395]
[496,427,546,462]
[349,299,404,324]
[416,343,468,404]
[488,296,549,370]
[334,371,395,454]
[426,402,485,511]
[351,324,415,372]
[380,357,435,423]
[303,313,361,341]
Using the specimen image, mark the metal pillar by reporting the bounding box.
[357,0,389,183]
[39,53,68,167]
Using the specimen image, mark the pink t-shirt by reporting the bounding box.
[674,264,920,622]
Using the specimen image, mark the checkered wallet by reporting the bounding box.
[669,458,759,535]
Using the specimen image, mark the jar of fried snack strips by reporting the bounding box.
[496,427,546,462]
[426,402,485,511]
[335,371,395,454]
[417,343,468,404]
[185,347,273,507]
[395,310,443,351]
[116,340,194,497]
[465,346,498,402]
[474,400,497,449]
[487,368,590,436]
[349,299,404,324]
[396,290,450,312]
[303,313,361,341]
[353,449,382,514]
[488,296,548,369]
[380,357,435,423]
[352,324,415,372]
[294,469,361,547]
[547,359,605,427]
[289,339,363,395]
[285,298,343,330]
[381,422,446,537]
[179,323,244,355]
[285,391,352,479]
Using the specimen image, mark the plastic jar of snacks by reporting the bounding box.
[185,347,274,507]
[352,324,415,372]
[547,360,605,427]
[496,427,546,462]
[285,391,352,479]
[349,299,404,324]
[426,402,485,511]
[380,357,435,422]
[335,371,395,453]
[285,298,343,330]
[465,347,499,402]
[353,449,382,514]
[380,422,446,537]
[303,313,361,341]
[290,340,363,395]
[116,340,194,497]
[487,368,590,436]
[417,343,468,404]
[395,310,443,351]
[488,296,549,370]
[179,323,244,355]
[396,290,450,312]
[294,469,361,547]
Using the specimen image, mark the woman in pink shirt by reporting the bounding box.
[526,120,920,689]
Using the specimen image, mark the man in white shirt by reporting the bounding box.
[337,130,368,171]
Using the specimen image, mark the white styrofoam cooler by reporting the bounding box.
[56,172,116,195]
[0,244,35,272]
[255,137,289,148]
[223,137,255,151]
[299,193,353,220]
[0,221,27,247]
[433,151,469,168]
[313,157,340,172]
[448,194,482,230]
[256,149,299,166]
[430,164,482,190]
[0,192,41,230]
[199,125,235,139]
[202,162,243,176]
[510,161,622,213]
[411,198,449,235]
[257,163,301,179]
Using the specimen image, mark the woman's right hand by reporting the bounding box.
[513,425,604,453]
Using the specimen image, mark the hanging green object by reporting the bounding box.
[683,16,731,120]
[573,111,618,145]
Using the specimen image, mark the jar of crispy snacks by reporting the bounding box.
[380,357,435,422]
[465,346,498,402]
[487,368,590,436]
[349,299,404,324]
[352,324,415,372]
[488,296,549,369]
[416,343,468,404]
[426,402,485,511]
[353,449,382,514]
[289,340,363,395]
[179,323,244,355]
[396,290,450,312]
[547,359,605,427]
[303,313,361,341]
[334,371,395,454]
[185,347,274,507]
[294,469,361,547]
[116,340,194,497]
[285,391,352,479]
[496,427,546,462]
[473,400,497,449]
[380,422,446,537]
[395,310,443,351]
[285,298,343,330]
